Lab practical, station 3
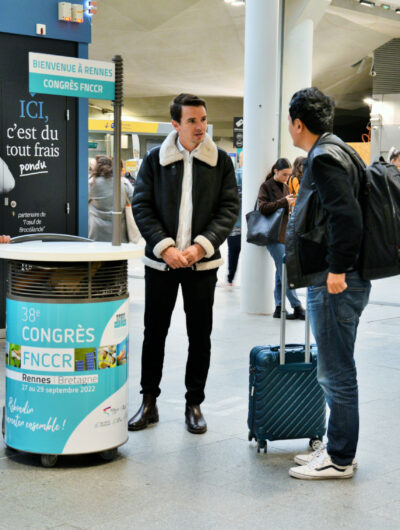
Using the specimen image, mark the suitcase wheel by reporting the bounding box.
[309,438,323,451]
[257,441,267,454]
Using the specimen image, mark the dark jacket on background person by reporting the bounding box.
[257,177,290,243]
[285,132,363,289]
[131,131,239,271]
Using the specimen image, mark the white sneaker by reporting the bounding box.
[294,444,358,469]
[289,449,354,480]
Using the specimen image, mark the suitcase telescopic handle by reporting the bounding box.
[280,256,311,365]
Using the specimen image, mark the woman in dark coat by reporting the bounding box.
[258,158,305,319]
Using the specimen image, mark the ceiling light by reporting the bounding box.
[359,1,375,6]
[381,4,390,9]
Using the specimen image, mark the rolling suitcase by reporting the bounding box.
[247,259,326,453]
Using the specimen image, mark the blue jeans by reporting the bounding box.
[307,272,371,466]
[266,242,302,309]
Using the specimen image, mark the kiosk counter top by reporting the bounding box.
[0,240,145,262]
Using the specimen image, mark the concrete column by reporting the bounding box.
[280,0,331,160]
[279,18,313,160]
[240,0,282,315]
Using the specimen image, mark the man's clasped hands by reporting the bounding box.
[161,243,206,270]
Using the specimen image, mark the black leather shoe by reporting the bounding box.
[128,394,159,431]
[287,306,306,320]
[185,404,207,434]
[273,306,281,318]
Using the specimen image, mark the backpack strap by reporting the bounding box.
[316,135,367,196]
[317,135,365,171]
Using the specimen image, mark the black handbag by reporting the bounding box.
[246,201,285,246]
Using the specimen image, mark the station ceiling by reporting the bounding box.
[88,0,400,132]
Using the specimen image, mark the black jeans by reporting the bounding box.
[227,234,241,283]
[140,266,218,405]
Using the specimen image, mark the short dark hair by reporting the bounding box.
[289,87,335,135]
[170,93,207,123]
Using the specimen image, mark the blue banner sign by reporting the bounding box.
[29,52,115,100]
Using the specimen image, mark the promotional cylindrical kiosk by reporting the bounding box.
[0,235,142,467]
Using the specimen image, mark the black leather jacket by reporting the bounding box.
[285,133,363,288]
[132,136,239,271]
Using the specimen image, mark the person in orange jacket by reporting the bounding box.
[288,156,306,200]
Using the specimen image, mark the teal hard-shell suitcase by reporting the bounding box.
[247,261,326,453]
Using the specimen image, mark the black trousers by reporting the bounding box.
[140,266,218,405]
[227,234,241,283]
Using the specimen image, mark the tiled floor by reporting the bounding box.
[1,257,400,529]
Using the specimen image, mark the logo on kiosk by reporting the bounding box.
[21,346,75,372]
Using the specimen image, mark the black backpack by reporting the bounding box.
[324,138,400,280]
[359,157,400,280]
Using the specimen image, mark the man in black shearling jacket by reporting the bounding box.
[286,88,371,480]
[128,94,239,435]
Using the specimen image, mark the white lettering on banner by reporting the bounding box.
[8,397,34,415]
[22,325,95,343]
[21,346,75,372]
[79,82,103,93]
[43,78,79,91]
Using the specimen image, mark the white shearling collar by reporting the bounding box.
[159,131,218,167]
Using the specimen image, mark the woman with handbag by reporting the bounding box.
[89,155,134,242]
[258,158,305,320]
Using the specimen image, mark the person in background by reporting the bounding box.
[128,93,239,435]
[288,156,306,198]
[388,147,400,167]
[258,158,305,320]
[88,155,133,242]
[0,236,10,243]
[226,151,243,286]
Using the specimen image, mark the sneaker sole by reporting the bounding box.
[289,468,353,480]
[294,455,358,469]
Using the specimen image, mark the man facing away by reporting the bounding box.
[128,93,239,434]
[285,87,371,479]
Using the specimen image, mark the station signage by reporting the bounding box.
[88,118,159,133]
[29,52,115,100]
[233,116,243,148]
